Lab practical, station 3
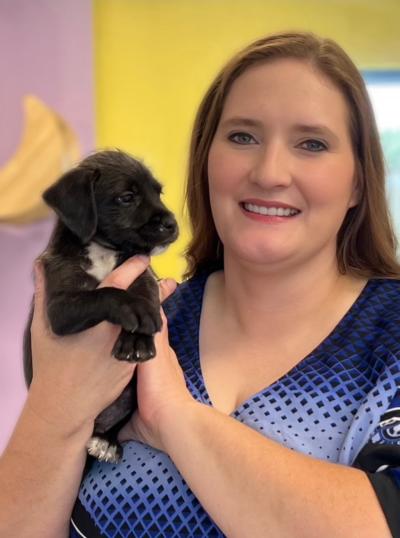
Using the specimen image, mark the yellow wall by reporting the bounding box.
[94,0,400,280]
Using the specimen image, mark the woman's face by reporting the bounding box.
[207,58,358,271]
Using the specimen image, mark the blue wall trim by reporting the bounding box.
[363,71,400,84]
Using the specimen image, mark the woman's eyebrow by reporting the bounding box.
[219,117,263,129]
[293,123,340,143]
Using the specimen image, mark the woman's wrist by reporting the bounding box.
[158,399,211,452]
[0,391,92,538]
[26,383,94,443]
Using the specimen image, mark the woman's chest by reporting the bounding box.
[197,330,386,465]
[199,327,313,415]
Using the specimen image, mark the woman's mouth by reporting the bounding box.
[240,201,301,221]
[242,202,300,217]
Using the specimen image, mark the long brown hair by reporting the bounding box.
[183,31,400,279]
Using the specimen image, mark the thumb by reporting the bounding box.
[98,255,150,290]
[31,261,50,333]
[158,278,177,303]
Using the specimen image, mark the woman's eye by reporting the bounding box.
[299,139,327,152]
[228,132,257,145]
[115,192,135,205]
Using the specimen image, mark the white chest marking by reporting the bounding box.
[86,242,118,282]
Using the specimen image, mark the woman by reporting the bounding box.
[1,32,399,537]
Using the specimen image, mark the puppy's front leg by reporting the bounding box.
[125,268,162,333]
[47,286,147,335]
[112,270,161,362]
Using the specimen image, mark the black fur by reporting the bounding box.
[23,150,178,462]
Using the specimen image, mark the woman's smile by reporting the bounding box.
[240,199,301,223]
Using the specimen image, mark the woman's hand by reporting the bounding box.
[118,279,196,451]
[27,256,149,438]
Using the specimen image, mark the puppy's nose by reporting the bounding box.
[160,214,177,232]
[152,213,176,232]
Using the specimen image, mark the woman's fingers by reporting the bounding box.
[98,255,150,290]
[31,261,51,335]
[158,278,177,303]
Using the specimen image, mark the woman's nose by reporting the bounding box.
[249,142,292,189]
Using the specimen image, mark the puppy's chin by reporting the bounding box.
[120,235,176,256]
[150,245,168,256]
[95,228,178,257]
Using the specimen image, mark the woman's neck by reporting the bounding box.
[214,252,366,340]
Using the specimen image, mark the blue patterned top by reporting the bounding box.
[70,272,400,538]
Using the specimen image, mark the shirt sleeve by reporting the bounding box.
[353,387,400,537]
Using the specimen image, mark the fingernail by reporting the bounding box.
[135,255,150,264]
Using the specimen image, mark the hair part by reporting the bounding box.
[183,31,400,280]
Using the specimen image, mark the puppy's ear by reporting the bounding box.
[43,168,99,243]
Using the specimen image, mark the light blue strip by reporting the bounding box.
[363,71,400,84]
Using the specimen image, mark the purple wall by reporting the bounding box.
[0,0,94,452]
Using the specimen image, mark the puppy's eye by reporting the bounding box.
[115,192,135,206]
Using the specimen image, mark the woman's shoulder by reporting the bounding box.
[362,277,400,353]
[366,277,400,312]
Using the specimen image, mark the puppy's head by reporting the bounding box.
[43,150,178,254]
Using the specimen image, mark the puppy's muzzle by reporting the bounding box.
[147,212,178,242]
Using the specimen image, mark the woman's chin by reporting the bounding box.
[226,244,295,269]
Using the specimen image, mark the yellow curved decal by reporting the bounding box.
[0,95,80,224]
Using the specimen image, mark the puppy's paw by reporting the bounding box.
[117,303,140,333]
[132,333,156,362]
[138,308,162,335]
[111,299,161,335]
[86,436,122,463]
[112,331,137,361]
[113,331,156,362]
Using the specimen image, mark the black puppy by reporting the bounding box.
[23,150,178,463]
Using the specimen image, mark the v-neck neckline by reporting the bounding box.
[190,271,375,417]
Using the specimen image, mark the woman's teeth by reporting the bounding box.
[243,203,299,216]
